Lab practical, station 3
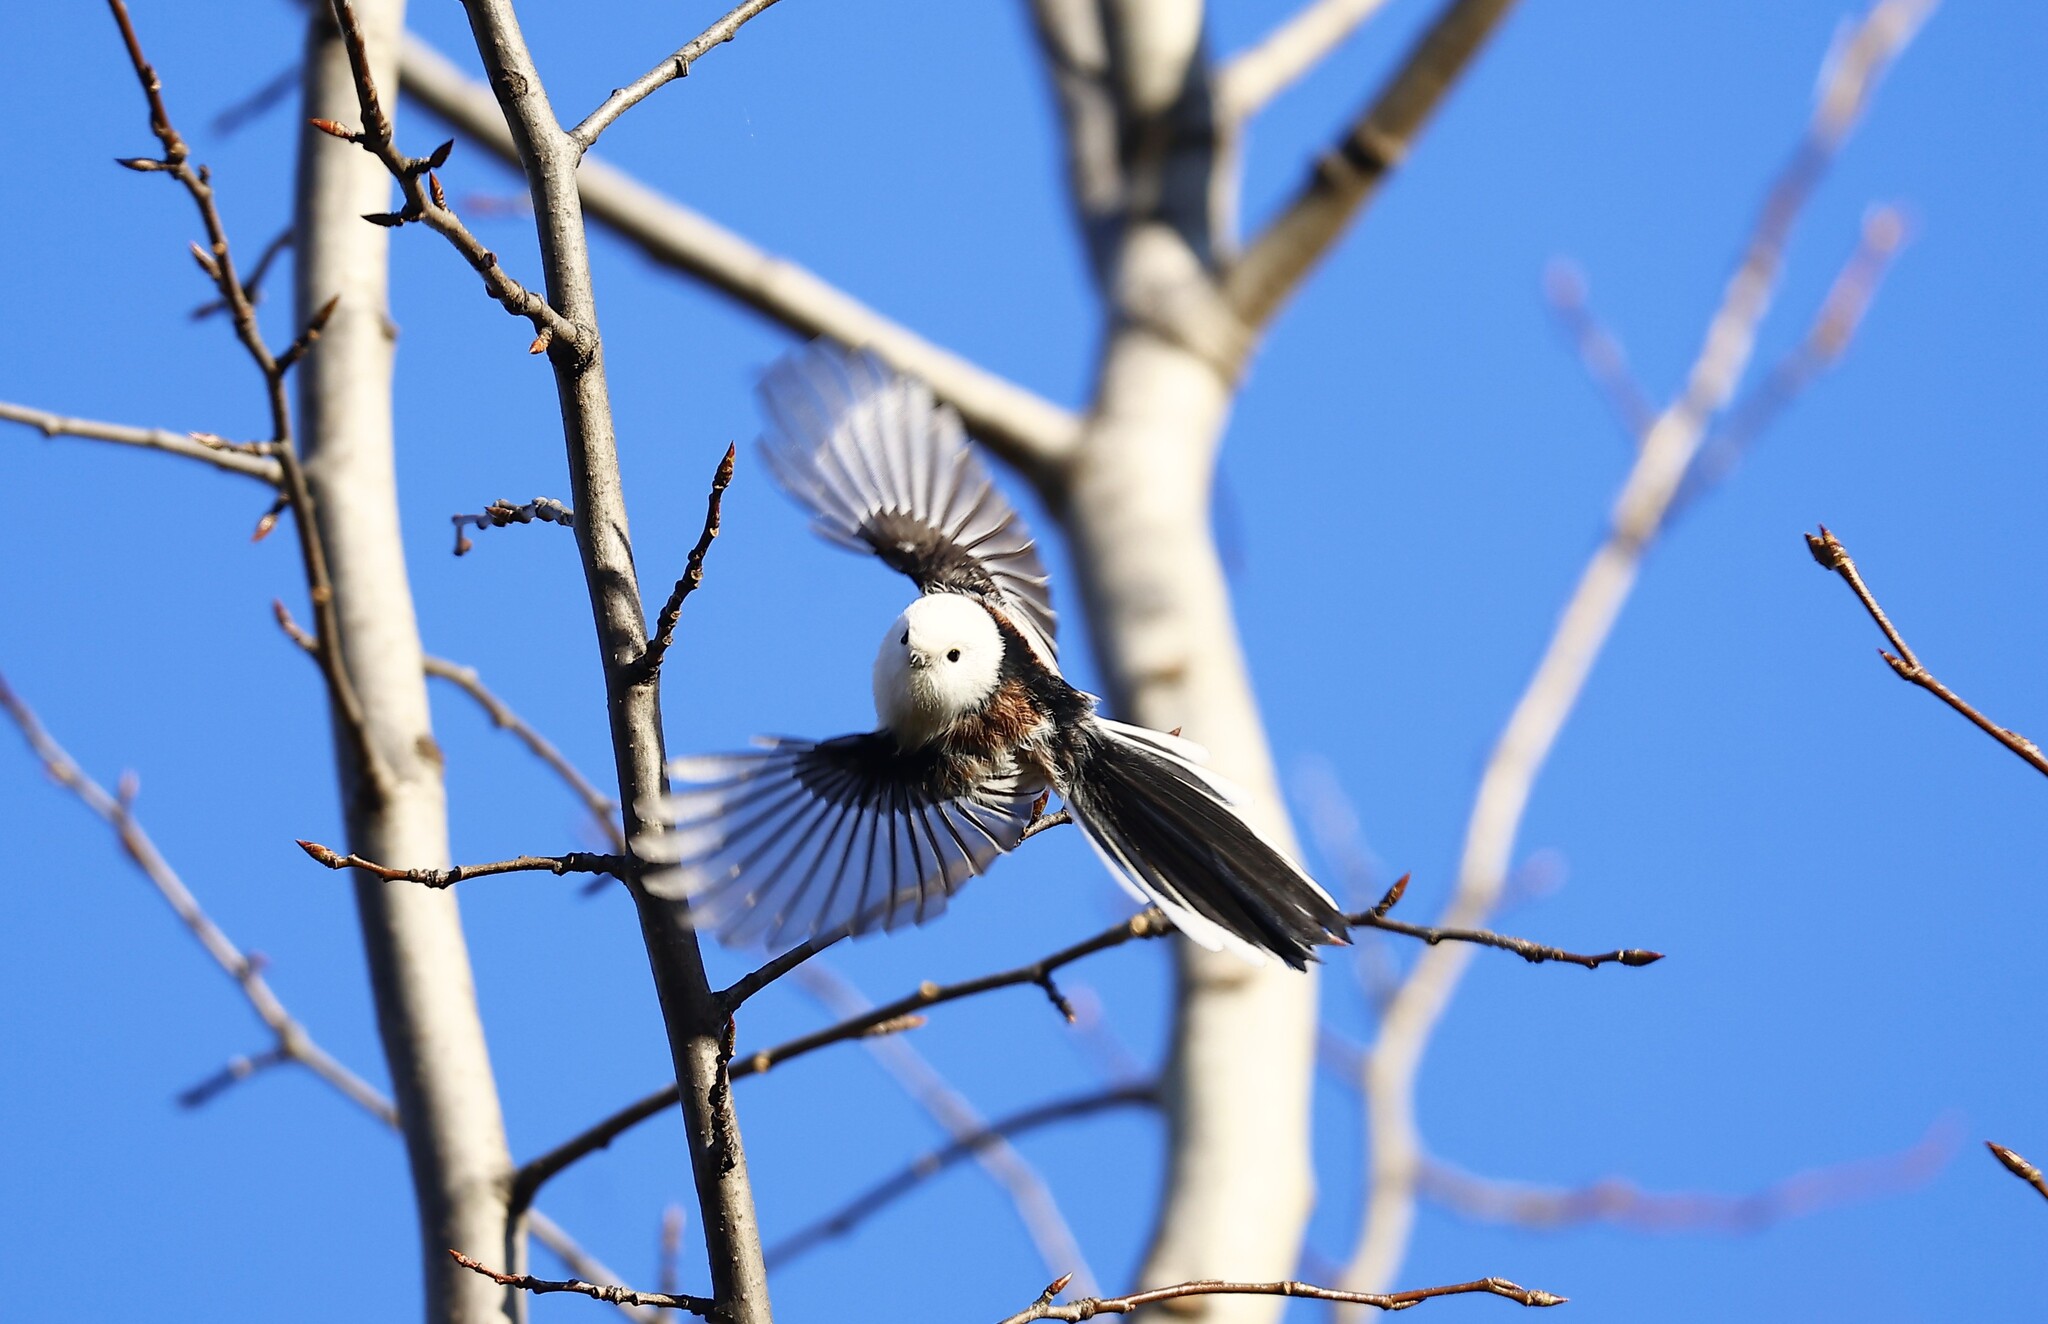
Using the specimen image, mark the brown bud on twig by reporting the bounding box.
[361,211,408,228]
[426,138,455,169]
[308,117,359,141]
[114,156,165,172]
[251,495,288,543]
[527,328,553,356]
[188,241,220,280]
[428,171,447,210]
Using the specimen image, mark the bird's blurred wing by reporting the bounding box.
[757,341,1059,664]
[638,734,1041,948]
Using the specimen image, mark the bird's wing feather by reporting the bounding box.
[638,734,1040,948]
[758,342,1058,664]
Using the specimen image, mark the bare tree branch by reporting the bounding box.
[1681,205,1907,506]
[330,0,776,1311]
[0,400,285,483]
[767,1085,1156,1270]
[567,0,788,153]
[0,668,395,1121]
[420,654,626,846]
[314,1,576,346]
[1421,1116,1958,1230]
[451,495,574,556]
[1805,525,2048,778]
[1353,875,1662,970]
[1217,0,1396,121]
[104,0,393,804]
[1988,1143,2048,1204]
[393,34,1083,483]
[995,1274,1565,1322]
[1346,1,1929,1293]
[451,1251,713,1316]
[1225,0,1521,331]
[296,837,631,886]
[637,443,736,679]
[1540,261,1658,443]
[791,962,1105,1295]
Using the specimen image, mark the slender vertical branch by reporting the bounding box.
[330,0,774,1314]
[1345,2,1929,1296]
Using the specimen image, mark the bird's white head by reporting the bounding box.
[873,594,1004,748]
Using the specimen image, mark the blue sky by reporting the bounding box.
[4,2,2046,1320]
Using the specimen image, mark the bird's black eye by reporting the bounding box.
[947,648,961,662]
[900,631,909,645]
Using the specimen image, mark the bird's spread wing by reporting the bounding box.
[638,734,1041,948]
[757,342,1058,663]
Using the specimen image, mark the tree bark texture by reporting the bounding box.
[293,4,518,1321]
[450,2,774,1319]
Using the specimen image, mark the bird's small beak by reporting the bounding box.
[906,648,931,670]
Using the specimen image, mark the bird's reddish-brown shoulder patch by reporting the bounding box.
[948,677,1044,759]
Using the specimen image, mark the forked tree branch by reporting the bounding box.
[1224,0,1521,331]
[419,654,627,846]
[105,0,391,804]
[0,401,285,483]
[0,669,392,1121]
[0,670,642,1317]
[1217,0,1396,121]
[994,1274,1565,1322]
[516,891,1650,1213]
[1347,1,1930,1293]
[568,0,788,153]
[1804,525,2047,779]
[392,34,1083,484]
[328,0,776,1312]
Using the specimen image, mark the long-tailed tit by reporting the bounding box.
[640,343,1349,968]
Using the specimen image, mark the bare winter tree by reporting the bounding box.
[1,0,1964,1320]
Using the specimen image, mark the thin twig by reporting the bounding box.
[1422,1116,1959,1230]
[568,0,788,153]
[716,932,845,1014]
[767,1085,1155,1269]
[792,962,1105,1295]
[994,1275,1565,1322]
[512,913,1172,1213]
[1350,875,1662,970]
[450,1251,712,1317]
[1,668,647,1320]
[1988,1143,2048,1204]
[317,0,577,347]
[1217,0,1396,121]
[0,669,392,1121]
[638,443,736,677]
[1347,2,1930,1294]
[1541,260,1658,442]
[0,400,283,484]
[1805,525,2047,778]
[108,0,391,803]
[393,34,1084,481]
[1680,205,1908,507]
[296,838,631,887]
[420,654,627,847]
[192,225,293,320]
[450,495,575,556]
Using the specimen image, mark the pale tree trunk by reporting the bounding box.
[393,1,1518,1313]
[294,5,517,1321]
[1068,328,1321,1312]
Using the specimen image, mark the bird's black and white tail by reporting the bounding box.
[1061,721,1350,968]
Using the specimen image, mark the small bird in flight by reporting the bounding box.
[641,342,1349,967]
